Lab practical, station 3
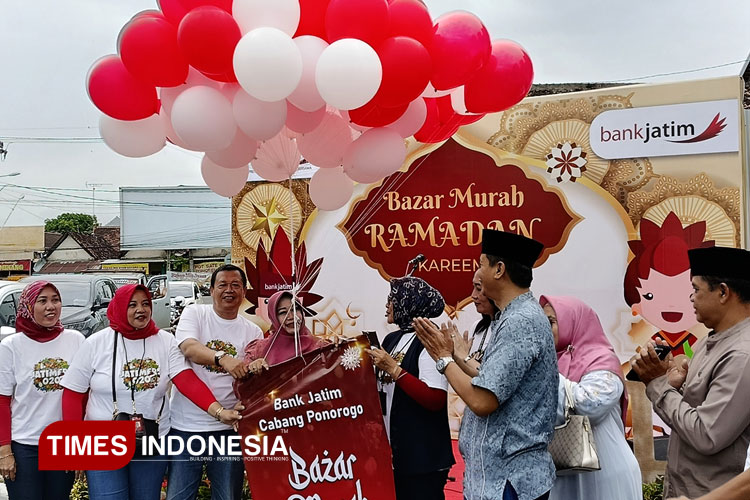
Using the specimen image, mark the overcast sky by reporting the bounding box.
[0,0,748,227]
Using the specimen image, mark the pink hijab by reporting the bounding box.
[539,295,628,425]
[243,290,326,366]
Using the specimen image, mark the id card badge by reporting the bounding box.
[132,413,145,438]
[379,391,387,416]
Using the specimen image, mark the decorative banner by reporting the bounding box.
[236,338,396,500]
[339,138,581,311]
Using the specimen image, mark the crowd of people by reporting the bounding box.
[1,228,750,500]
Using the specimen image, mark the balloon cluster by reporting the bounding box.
[88,0,534,209]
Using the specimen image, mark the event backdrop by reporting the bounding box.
[233,75,746,436]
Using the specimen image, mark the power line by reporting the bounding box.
[602,59,746,83]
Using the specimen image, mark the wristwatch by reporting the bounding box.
[436,356,455,374]
[214,350,228,367]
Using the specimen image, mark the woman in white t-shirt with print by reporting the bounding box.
[0,280,84,500]
[61,284,241,500]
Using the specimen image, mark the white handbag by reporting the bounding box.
[548,378,600,475]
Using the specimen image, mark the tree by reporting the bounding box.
[44,213,98,234]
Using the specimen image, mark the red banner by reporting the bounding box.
[339,138,580,312]
[236,337,396,500]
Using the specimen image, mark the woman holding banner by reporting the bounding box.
[366,276,454,500]
[242,290,329,366]
[0,281,85,500]
[61,284,241,500]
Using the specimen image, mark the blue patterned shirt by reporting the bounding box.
[459,291,558,500]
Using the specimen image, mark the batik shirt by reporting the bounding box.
[459,292,557,500]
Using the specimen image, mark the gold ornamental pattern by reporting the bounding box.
[642,196,737,248]
[486,93,656,208]
[231,180,316,269]
[627,174,741,247]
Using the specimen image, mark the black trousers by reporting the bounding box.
[394,469,450,500]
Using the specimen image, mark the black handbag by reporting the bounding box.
[111,332,164,456]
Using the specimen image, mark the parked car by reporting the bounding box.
[19,274,118,337]
[85,272,171,330]
[0,280,24,342]
[169,281,204,307]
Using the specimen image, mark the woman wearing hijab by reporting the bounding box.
[366,276,454,500]
[61,284,241,500]
[0,281,85,500]
[243,290,328,366]
[539,295,642,500]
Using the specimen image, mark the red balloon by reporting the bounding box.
[413,95,483,143]
[349,100,408,127]
[178,6,241,77]
[178,0,232,12]
[87,55,159,121]
[295,0,331,38]
[119,15,188,88]
[387,0,433,48]
[429,11,491,90]
[374,36,431,108]
[158,0,189,25]
[326,0,389,46]
[465,39,533,113]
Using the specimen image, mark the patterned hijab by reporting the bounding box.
[16,281,65,342]
[389,277,445,331]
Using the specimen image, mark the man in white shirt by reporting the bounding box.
[167,264,263,500]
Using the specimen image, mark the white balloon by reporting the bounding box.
[160,68,221,115]
[309,167,354,211]
[100,114,166,158]
[171,86,236,151]
[315,39,382,110]
[288,36,328,112]
[387,98,428,138]
[160,107,202,151]
[232,0,300,36]
[234,28,303,102]
[201,156,249,198]
[233,90,287,140]
[343,127,406,184]
[206,130,258,169]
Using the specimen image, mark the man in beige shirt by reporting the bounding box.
[631,246,750,499]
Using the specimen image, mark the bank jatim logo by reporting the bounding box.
[39,421,136,470]
[599,113,727,145]
[589,99,739,160]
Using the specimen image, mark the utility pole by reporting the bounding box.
[85,182,112,221]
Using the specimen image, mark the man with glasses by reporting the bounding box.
[167,264,263,500]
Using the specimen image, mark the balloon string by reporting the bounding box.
[288,176,300,358]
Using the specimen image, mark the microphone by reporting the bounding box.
[408,254,426,266]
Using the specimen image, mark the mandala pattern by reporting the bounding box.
[340,346,361,371]
[545,142,587,183]
[122,358,160,392]
[485,92,657,209]
[204,339,238,374]
[33,357,69,392]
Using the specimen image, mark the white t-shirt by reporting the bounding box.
[0,329,85,445]
[62,327,189,436]
[381,332,448,439]
[170,304,263,432]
